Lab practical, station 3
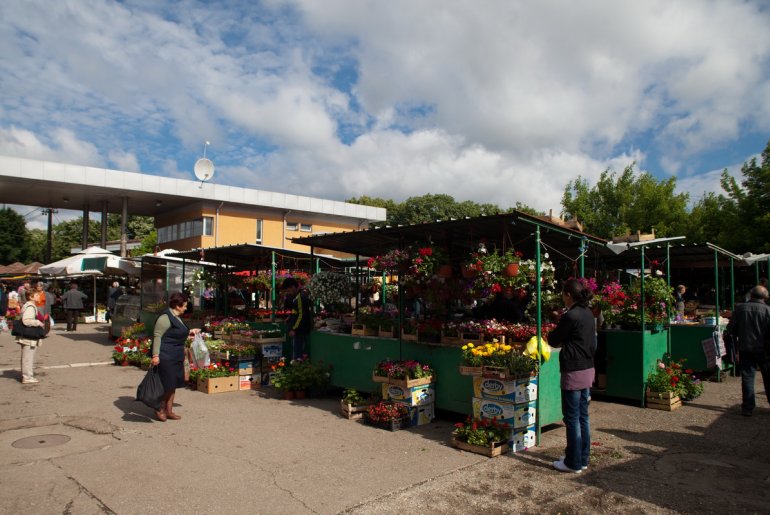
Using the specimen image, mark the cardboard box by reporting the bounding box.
[472,397,537,428]
[508,426,536,452]
[381,383,435,407]
[197,376,239,394]
[473,376,538,404]
[239,375,257,390]
[401,402,434,426]
[261,343,283,358]
[238,361,254,376]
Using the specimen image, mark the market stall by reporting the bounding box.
[294,211,612,442]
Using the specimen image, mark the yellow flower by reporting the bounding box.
[467,343,474,348]
[461,345,468,351]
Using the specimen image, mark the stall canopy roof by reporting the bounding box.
[602,241,758,268]
[168,243,349,271]
[291,211,611,263]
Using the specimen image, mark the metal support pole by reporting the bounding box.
[535,225,542,446]
[666,242,671,355]
[730,257,735,310]
[714,250,720,320]
[270,251,276,317]
[579,237,586,277]
[640,245,646,332]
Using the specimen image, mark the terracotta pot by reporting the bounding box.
[295,390,307,400]
[437,264,453,278]
[461,267,478,279]
[283,390,296,400]
[121,360,129,367]
[503,263,520,277]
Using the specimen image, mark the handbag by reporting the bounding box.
[11,306,46,340]
[136,366,165,410]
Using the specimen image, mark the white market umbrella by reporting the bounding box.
[40,246,139,276]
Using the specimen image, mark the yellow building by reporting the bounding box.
[0,155,386,258]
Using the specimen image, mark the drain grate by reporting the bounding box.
[12,434,71,449]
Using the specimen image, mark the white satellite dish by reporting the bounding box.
[194,141,215,186]
[194,158,215,182]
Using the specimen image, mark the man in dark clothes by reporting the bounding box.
[281,278,312,360]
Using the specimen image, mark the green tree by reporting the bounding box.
[130,229,157,257]
[0,208,29,264]
[561,165,690,239]
[717,141,770,253]
[27,229,48,263]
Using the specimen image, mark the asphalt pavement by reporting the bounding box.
[0,324,769,514]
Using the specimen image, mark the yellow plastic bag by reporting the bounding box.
[525,335,552,362]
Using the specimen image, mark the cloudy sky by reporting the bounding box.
[1,0,769,229]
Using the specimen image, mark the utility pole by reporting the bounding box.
[41,208,58,263]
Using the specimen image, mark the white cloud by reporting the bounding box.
[0,0,768,218]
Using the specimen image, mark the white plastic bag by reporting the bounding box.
[0,318,7,332]
[49,315,55,329]
[191,333,210,368]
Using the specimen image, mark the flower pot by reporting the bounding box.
[461,267,478,279]
[295,390,307,400]
[437,264,453,278]
[121,360,129,367]
[450,435,509,457]
[503,263,520,277]
[283,390,296,400]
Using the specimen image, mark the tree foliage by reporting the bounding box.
[347,193,522,227]
[561,165,690,239]
[0,207,29,264]
[716,142,770,253]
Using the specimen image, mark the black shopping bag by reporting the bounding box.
[136,366,165,410]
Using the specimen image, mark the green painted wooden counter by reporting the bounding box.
[308,331,563,425]
[669,324,726,372]
[600,329,668,406]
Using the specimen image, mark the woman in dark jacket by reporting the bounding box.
[151,292,198,421]
[547,279,596,473]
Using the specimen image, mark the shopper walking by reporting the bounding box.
[547,278,597,473]
[16,288,46,384]
[726,285,770,417]
[60,281,87,331]
[151,292,198,421]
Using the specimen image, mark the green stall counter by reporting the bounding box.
[599,329,668,406]
[670,323,728,374]
[308,331,563,424]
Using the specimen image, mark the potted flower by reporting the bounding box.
[372,359,434,388]
[451,417,511,457]
[195,362,239,394]
[364,401,411,431]
[340,388,372,419]
[459,342,485,376]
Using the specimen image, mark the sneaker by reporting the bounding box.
[21,378,40,384]
[553,459,582,473]
[560,456,588,470]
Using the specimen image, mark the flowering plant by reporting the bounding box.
[460,340,513,368]
[647,357,703,399]
[308,271,351,308]
[366,401,409,423]
[594,281,628,327]
[270,356,332,391]
[453,417,511,446]
[189,362,238,380]
[373,360,434,380]
[367,249,411,271]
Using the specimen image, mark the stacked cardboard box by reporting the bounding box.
[471,375,538,452]
[381,383,435,427]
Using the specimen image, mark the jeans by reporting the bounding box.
[561,388,590,470]
[292,332,309,360]
[740,351,770,412]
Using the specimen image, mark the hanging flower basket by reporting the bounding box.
[436,264,453,278]
[461,266,478,279]
[503,263,520,277]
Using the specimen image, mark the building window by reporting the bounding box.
[203,216,213,236]
[286,222,298,231]
[300,223,312,232]
[255,219,263,243]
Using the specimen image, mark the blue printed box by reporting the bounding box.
[381,383,435,407]
[261,343,283,358]
[508,426,536,452]
[471,397,537,429]
[402,402,435,426]
[473,376,538,403]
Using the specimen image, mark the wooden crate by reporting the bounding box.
[450,436,509,457]
[351,324,377,337]
[401,329,419,341]
[340,400,371,420]
[377,326,395,338]
[458,366,483,376]
[371,373,434,388]
[645,390,682,411]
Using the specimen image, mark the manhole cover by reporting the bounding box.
[12,434,71,449]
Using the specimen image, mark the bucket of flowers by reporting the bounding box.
[364,401,411,431]
[451,417,511,457]
[372,359,435,388]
